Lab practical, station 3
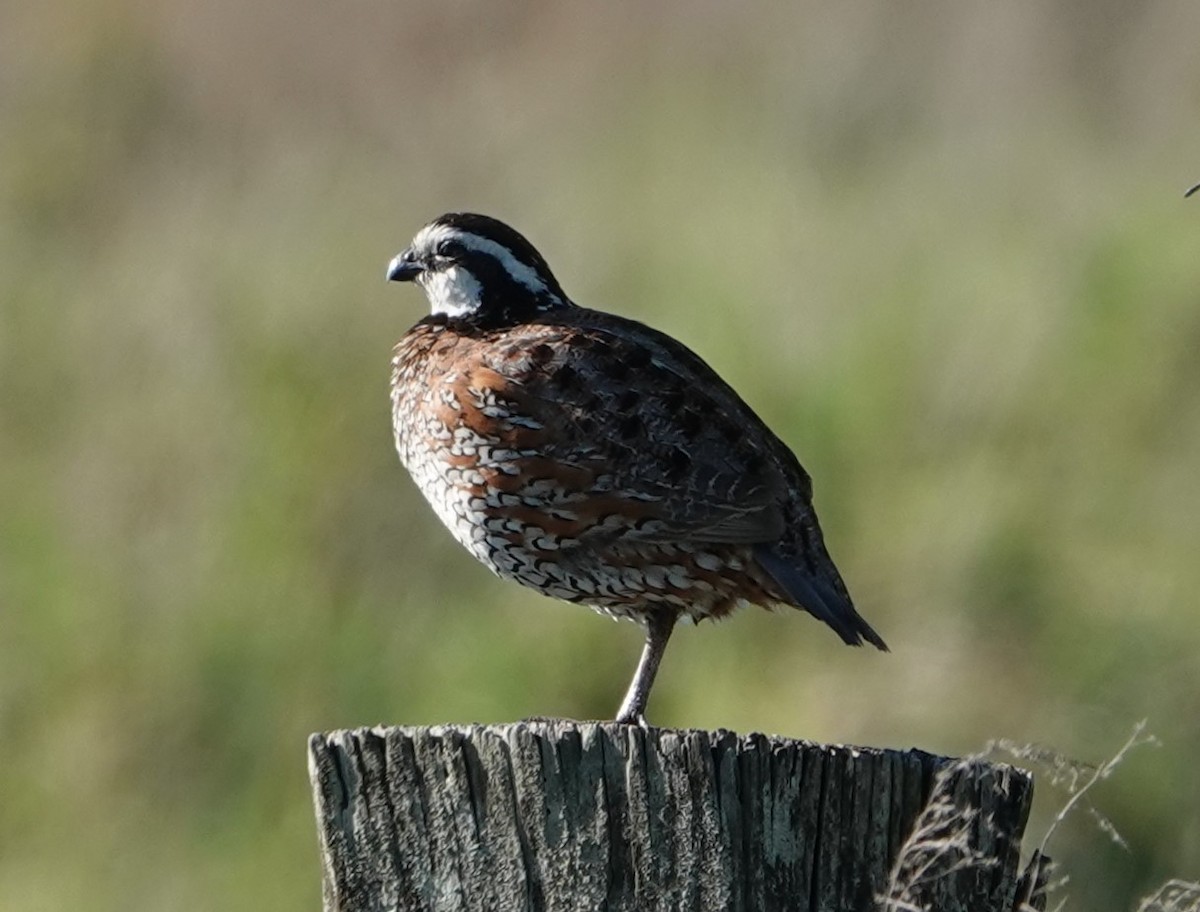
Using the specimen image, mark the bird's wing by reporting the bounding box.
[464,315,798,547]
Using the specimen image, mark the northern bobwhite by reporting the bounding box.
[387,213,886,725]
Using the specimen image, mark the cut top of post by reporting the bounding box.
[309,722,1037,912]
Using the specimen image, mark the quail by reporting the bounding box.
[386,213,887,725]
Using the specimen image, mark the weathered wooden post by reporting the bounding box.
[309,721,1041,912]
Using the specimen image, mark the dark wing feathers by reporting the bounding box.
[485,315,788,546]
[754,545,889,650]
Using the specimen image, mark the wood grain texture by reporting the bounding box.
[309,722,1037,912]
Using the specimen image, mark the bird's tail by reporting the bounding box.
[754,544,888,651]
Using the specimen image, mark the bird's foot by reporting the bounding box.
[614,710,651,730]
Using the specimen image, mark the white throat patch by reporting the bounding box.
[418,264,484,318]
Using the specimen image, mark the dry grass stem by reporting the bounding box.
[1136,880,1200,912]
[995,721,1160,910]
[883,723,1164,911]
[880,756,999,911]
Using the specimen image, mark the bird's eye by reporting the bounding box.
[433,241,465,264]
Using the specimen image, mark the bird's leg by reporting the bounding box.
[615,609,677,726]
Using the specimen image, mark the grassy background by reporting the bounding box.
[3,1,1200,908]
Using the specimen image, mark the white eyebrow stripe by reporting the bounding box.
[414,223,555,299]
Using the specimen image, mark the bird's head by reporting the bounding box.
[387,213,570,322]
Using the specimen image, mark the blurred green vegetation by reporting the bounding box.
[2,1,1199,909]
